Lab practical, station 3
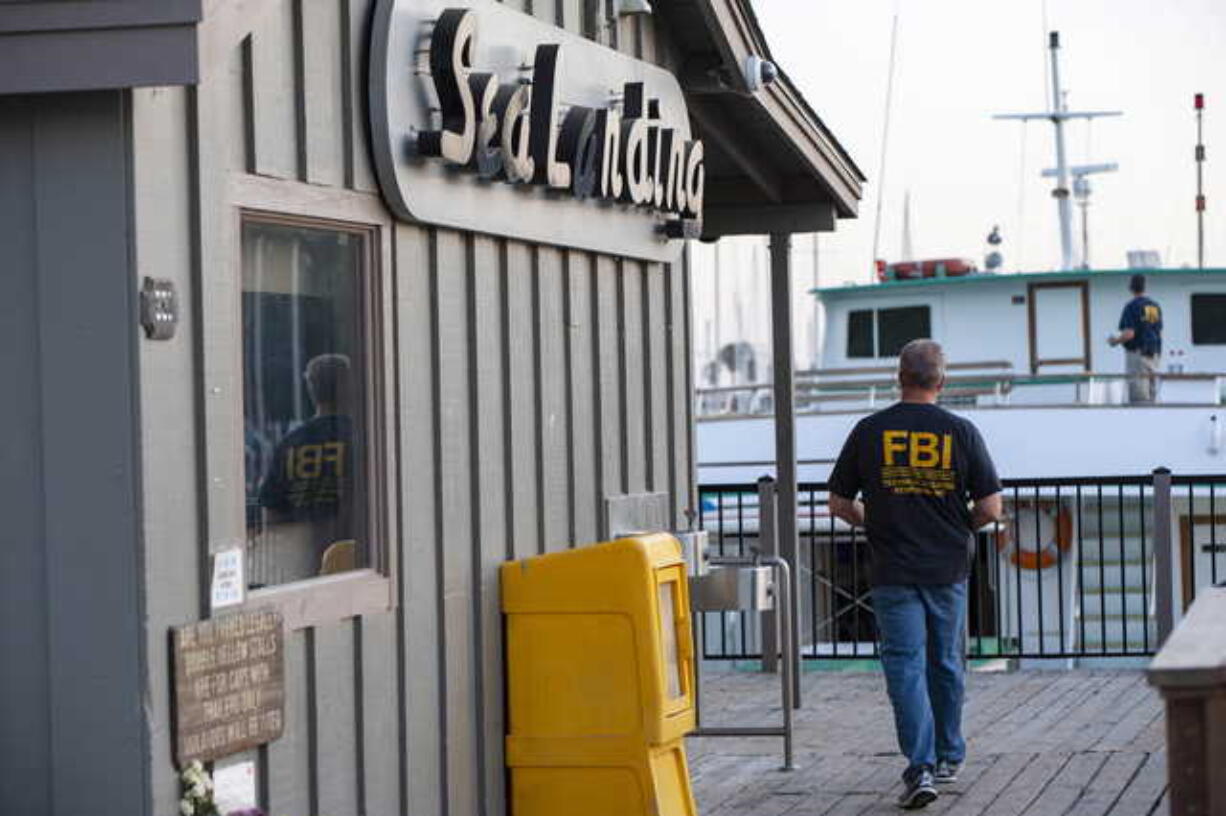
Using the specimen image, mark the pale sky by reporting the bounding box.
[691,0,1226,373]
[761,0,1226,282]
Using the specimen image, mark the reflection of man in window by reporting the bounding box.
[258,353,355,578]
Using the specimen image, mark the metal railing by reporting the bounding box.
[695,371,1226,419]
[696,471,1226,662]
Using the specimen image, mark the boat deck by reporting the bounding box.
[688,668,1167,815]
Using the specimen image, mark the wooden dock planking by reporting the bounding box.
[689,669,1167,815]
[1104,751,1168,816]
[1072,752,1150,816]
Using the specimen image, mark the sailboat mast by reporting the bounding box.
[901,191,914,261]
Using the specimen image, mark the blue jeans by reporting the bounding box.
[871,582,967,782]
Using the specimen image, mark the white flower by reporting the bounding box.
[180,799,193,816]
[191,781,208,799]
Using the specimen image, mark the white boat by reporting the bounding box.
[698,265,1226,485]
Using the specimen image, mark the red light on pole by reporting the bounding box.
[1195,93,1206,268]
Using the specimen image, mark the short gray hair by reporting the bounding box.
[898,339,945,390]
[305,353,352,406]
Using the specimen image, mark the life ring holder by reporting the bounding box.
[994,501,1073,570]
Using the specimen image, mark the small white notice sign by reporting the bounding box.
[212,753,258,813]
[210,548,245,610]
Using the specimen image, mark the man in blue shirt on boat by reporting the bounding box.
[1108,274,1163,404]
[827,339,1003,809]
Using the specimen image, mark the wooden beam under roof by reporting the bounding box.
[664,0,865,225]
[702,202,837,238]
[689,101,783,205]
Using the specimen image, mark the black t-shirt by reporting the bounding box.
[827,402,1001,587]
[1118,296,1163,355]
[259,414,354,527]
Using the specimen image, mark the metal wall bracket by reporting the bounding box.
[140,277,178,340]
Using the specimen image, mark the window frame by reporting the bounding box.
[846,305,933,359]
[846,309,876,358]
[1191,293,1226,346]
[234,205,395,630]
[876,305,932,358]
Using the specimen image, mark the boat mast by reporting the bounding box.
[1048,34,1074,270]
[994,31,1122,271]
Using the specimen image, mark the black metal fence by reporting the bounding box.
[697,473,1226,662]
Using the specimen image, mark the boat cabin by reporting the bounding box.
[814,266,1226,408]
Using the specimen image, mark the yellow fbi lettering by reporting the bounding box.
[1142,305,1160,324]
[286,442,346,479]
[882,430,952,469]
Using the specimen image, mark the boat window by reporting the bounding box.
[1191,294,1226,345]
[847,309,875,357]
[241,216,380,589]
[877,306,931,357]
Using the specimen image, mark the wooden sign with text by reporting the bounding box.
[172,608,285,766]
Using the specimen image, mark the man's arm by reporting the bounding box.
[829,493,865,528]
[1109,302,1138,346]
[970,491,1004,529]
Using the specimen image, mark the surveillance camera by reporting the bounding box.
[617,0,653,16]
[743,55,779,92]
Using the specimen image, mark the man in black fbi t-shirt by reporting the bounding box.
[1108,273,1163,404]
[828,339,1003,810]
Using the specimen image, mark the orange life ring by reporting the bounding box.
[994,502,1073,570]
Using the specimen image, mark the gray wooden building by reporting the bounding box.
[0,1,861,814]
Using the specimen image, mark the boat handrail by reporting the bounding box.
[792,359,1014,379]
[695,370,1226,418]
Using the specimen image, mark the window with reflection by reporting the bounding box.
[242,216,375,588]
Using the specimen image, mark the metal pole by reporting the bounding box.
[1153,467,1175,645]
[769,232,803,708]
[1049,32,1075,271]
[713,241,722,381]
[1080,199,1090,270]
[812,233,820,369]
[693,555,795,771]
[1196,94,1206,270]
[771,556,795,771]
[758,476,779,674]
[692,607,703,725]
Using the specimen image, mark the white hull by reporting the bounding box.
[698,404,1226,485]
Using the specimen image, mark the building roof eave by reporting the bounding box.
[663,0,864,237]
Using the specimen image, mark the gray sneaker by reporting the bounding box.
[934,759,963,784]
[897,770,938,809]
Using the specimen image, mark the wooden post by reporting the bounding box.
[1148,586,1226,815]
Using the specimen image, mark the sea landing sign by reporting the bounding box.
[369,0,703,261]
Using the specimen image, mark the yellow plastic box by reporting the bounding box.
[502,533,698,816]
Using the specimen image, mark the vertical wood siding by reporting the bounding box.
[137,1,694,813]
[131,84,206,816]
[1,91,150,816]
